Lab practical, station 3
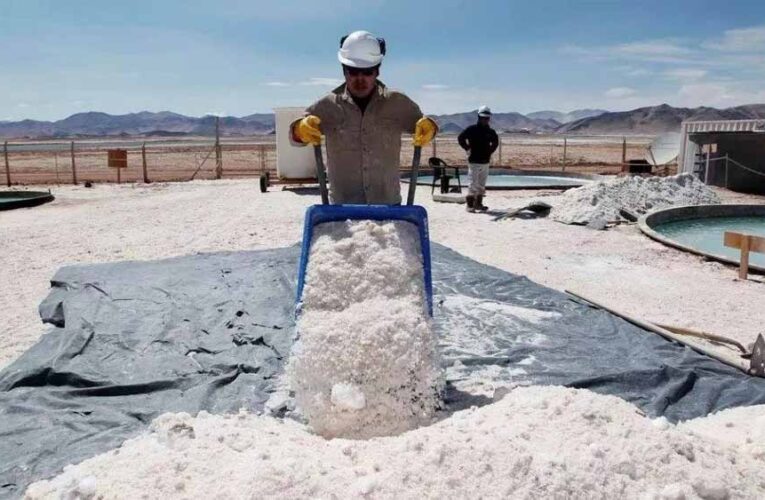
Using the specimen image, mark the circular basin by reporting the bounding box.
[640,204,765,273]
[0,191,55,211]
[403,168,598,190]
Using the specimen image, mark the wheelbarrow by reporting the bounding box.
[295,144,433,316]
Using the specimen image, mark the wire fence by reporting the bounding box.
[3,134,660,186]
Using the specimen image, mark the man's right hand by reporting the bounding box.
[292,115,322,146]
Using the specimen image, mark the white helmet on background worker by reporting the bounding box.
[477,105,492,117]
[337,30,386,68]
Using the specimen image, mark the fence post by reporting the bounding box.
[70,141,78,185]
[498,138,502,167]
[4,141,10,187]
[725,154,729,189]
[431,138,437,159]
[259,144,266,174]
[55,153,60,184]
[621,136,626,169]
[562,137,567,172]
[214,116,222,179]
[142,142,149,183]
[705,145,711,184]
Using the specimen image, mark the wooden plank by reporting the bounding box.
[724,231,743,248]
[740,236,750,280]
[725,231,765,253]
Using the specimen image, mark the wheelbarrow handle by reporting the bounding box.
[313,144,330,205]
[406,146,422,206]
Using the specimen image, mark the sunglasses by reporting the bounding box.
[344,66,377,77]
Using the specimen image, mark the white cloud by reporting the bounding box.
[677,83,734,107]
[265,81,291,87]
[623,67,652,77]
[663,68,707,81]
[422,84,449,90]
[613,40,691,57]
[16,102,30,108]
[703,25,765,52]
[605,87,637,98]
[299,77,343,86]
[562,39,698,64]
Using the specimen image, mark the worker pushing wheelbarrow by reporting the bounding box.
[290,30,439,312]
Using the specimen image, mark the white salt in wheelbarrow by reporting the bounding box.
[296,144,433,316]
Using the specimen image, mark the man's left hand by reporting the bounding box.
[413,117,438,147]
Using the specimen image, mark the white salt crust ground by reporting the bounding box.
[25,386,765,499]
[3,180,765,497]
[288,220,443,438]
[2,180,764,370]
[550,173,720,225]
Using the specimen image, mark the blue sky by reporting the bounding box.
[2,0,764,120]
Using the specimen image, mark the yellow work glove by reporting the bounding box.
[293,115,322,146]
[413,117,438,147]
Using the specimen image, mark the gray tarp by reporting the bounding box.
[2,244,765,498]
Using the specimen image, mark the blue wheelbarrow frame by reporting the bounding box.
[295,143,433,316]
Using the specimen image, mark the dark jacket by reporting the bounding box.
[458,122,499,164]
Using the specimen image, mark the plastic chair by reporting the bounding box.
[428,157,462,194]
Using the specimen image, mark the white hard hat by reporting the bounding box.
[478,105,492,117]
[338,30,386,68]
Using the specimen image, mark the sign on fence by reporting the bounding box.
[107,149,128,168]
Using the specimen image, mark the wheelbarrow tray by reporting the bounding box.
[295,204,434,316]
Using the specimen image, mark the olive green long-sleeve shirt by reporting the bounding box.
[294,81,423,205]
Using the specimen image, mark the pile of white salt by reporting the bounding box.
[26,386,765,499]
[551,173,720,226]
[287,219,443,438]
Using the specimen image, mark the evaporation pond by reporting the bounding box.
[414,175,589,188]
[654,216,765,267]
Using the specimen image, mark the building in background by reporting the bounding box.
[678,119,765,194]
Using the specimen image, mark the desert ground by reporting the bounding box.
[3,134,655,185]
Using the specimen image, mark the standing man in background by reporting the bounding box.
[291,30,438,205]
[458,106,498,213]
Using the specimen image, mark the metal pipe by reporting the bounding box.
[313,144,329,205]
[407,145,422,206]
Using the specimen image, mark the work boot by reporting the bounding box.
[475,195,488,212]
[465,195,475,213]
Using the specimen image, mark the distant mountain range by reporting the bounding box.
[556,104,765,134]
[0,111,276,139]
[526,109,607,124]
[1,105,764,139]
